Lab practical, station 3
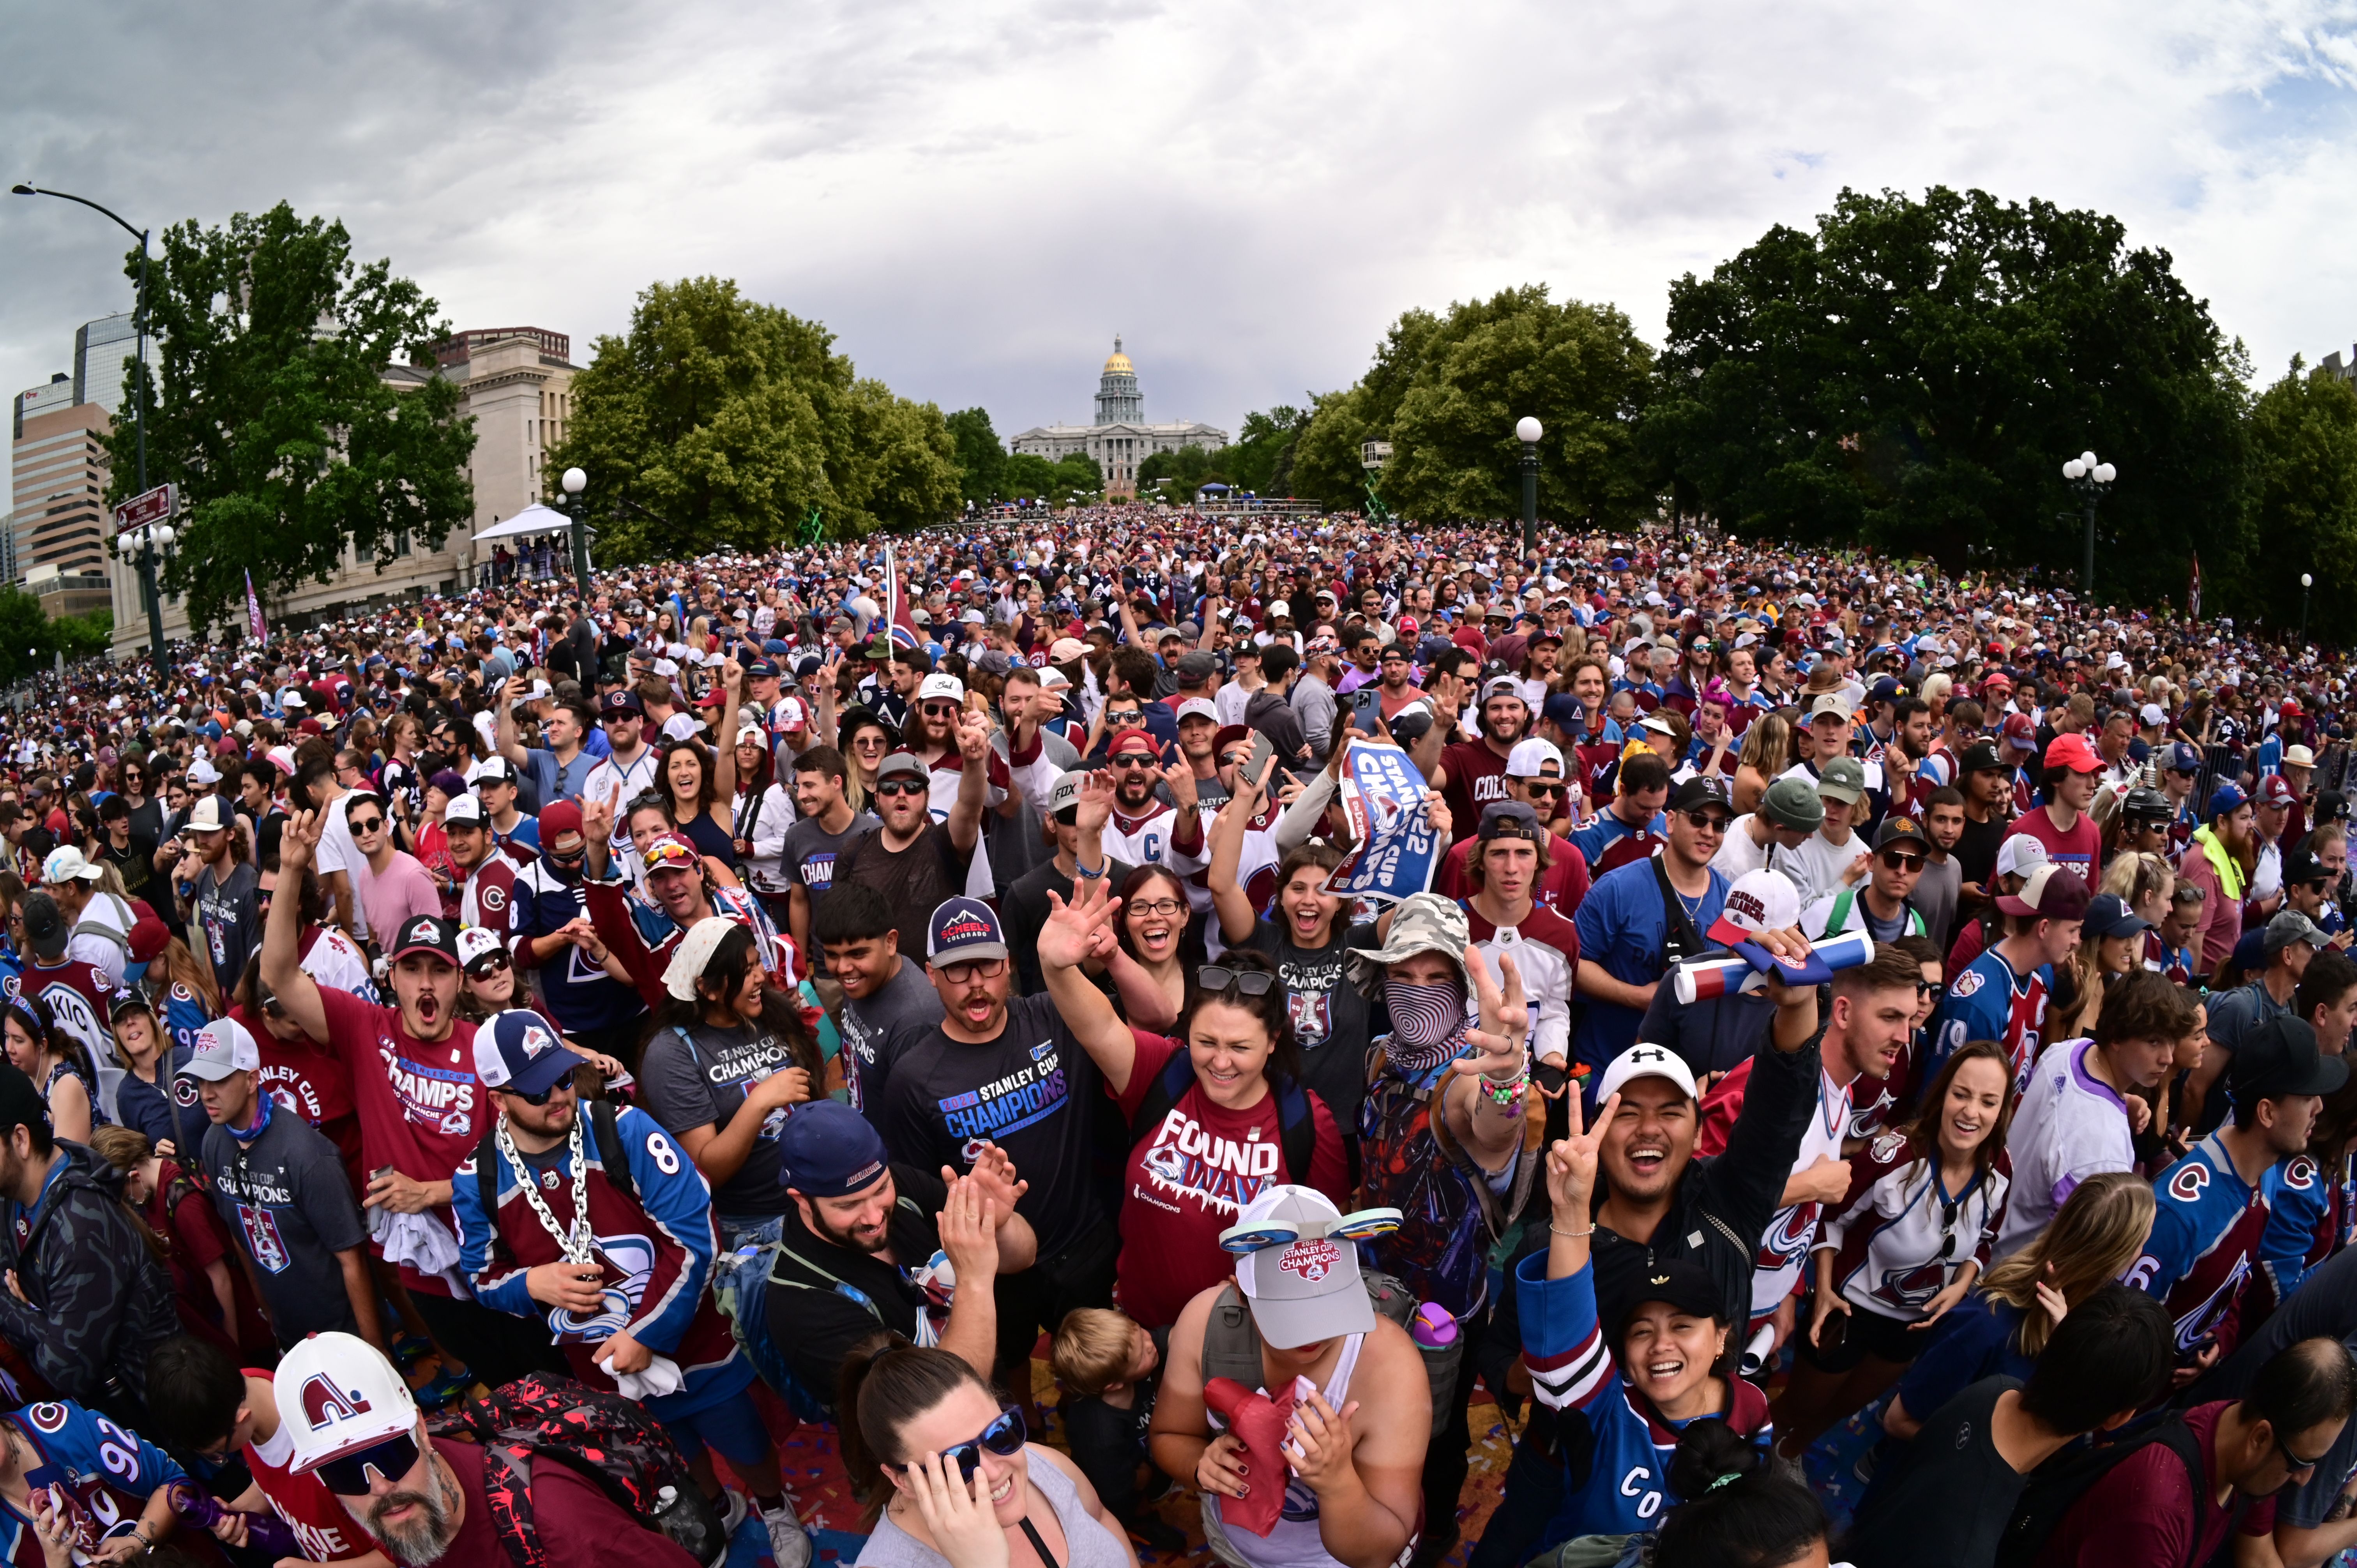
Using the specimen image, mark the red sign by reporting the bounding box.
[113,483,174,533]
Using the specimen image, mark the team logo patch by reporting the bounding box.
[24,1403,67,1434]
[1278,1238,1341,1282]
[2169,1162,2211,1204]
[2285,1156,2318,1191]
[1870,1130,1909,1163]
[481,885,507,913]
[239,1203,292,1273]
[1949,969,1986,999]
[298,1373,372,1432]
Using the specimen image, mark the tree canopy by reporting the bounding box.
[1643,185,2251,607]
[116,201,475,634]
[548,277,960,560]
[2243,358,2357,644]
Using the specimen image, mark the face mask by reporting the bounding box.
[1384,975,1469,1077]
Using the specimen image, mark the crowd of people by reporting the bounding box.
[0,506,2349,1568]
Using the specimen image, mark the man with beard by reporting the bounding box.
[178,793,261,998]
[452,1010,810,1565]
[881,897,1117,1379]
[580,798,800,1006]
[1571,776,1730,1081]
[766,1100,1035,1402]
[1435,677,1532,845]
[506,800,643,1066]
[1096,726,1208,876]
[274,1331,704,1568]
[907,673,1014,897]
[834,715,990,966]
[2182,784,2258,974]
[266,812,564,1391]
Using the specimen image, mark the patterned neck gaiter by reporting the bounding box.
[1384,976,1470,1078]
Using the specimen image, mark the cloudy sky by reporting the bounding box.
[8,1,2357,516]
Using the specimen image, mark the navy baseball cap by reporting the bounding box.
[928,896,1007,964]
[471,1009,586,1097]
[777,1100,890,1197]
[1543,692,1584,731]
[745,658,779,678]
[2166,741,2203,774]
[599,689,644,718]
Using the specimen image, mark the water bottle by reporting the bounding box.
[170,1481,302,1561]
[1408,1302,1462,1439]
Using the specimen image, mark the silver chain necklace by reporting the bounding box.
[498,1112,593,1265]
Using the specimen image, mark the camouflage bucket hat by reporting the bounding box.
[1346,892,1470,995]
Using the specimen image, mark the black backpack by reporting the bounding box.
[472,1098,634,1225]
[1127,1047,1316,1187]
[1995,1416,2210,1568]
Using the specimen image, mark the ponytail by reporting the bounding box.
[1654,1419,1827,1568]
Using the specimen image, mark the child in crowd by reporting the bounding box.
[1052,1305,1184,1554]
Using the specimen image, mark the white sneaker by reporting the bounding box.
[761,1501,813,1568]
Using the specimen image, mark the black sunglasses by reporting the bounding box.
[883,1405,1026,1481]
[349,816,385,835]
[467,954,512,977]
[1521,781,1567,799]
[1682,810,1730,832]
[874,779,927,798]
[1198,966,1277,998]
[511,1077,572,1107]
[318,1432,424,1496]
[1879,849,1927,872]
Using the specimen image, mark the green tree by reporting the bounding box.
[999,452,1062,500]
[1137,443,1229,499]
[116,202,476,633]
[549,277,959,560]
[944,408,1006,505]
[1290,387,1377,510]
[0,594,111,683]
[1643,185,2251,607]
[2244,358,2357,643]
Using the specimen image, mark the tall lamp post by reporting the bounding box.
[11,182,165,670]
[2060,449,2116,602]
[559,467,590,587]
[2302,573,2314,639]
[1515,416,1543,563]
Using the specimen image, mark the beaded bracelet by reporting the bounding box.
[1477,1071,1528,1111]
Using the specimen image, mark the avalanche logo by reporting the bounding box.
[1875,1260,1951,1310]
[1278,1238,1341,1282]
[1141,1141,1188,1186]
[239,1203,292,1273]
[1949,969,1985,1000]
[1757,1203,1821,1271]
[2284,1156,2318,1192]
[547,1233,658,1343]
[2170,1162,2212,1204]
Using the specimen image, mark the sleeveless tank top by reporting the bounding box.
[853,1446,1130,1568]
[1207,1333,1378,1568]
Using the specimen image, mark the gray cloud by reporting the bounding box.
[9,0,2357,519]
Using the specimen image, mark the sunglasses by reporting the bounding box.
[318,1432,423,1496]
[467,954,512,978]
[1113,756,1157,771]
[852,735,889,749]
[884,1405,1027,1482]
[349,817,385,835]
[1879,849,1927,872]
[1682,810,1730,833]
[1916,980,1947,1001]
[1521,781,1566,799]
[510,1077,572,1107]
[874,779,927,798]
[1198,965,1276,997]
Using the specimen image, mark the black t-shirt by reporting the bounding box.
[1638,958,1775,1078]
[1062,1323,1170,1524]
[200,1108,367,1345]
[835,821,973,964]
[99,833,161,909]
[881,993,1109,1258]
[767,1162,947,1403]
[839,958,947,1127]
[1953,812,2010,899]
[1244,918,1384,1133]
[1842,1376,2025,1568]
[1004,858,1136,998]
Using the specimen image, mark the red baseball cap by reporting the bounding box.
[1107,728,1160,759]
[2044,733,2103,775]
[2000,713,2036,748]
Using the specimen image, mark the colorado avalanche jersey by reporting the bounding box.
[454,1100,749,1420]
[1103,801,1208,878]
[0,1401,184,1566]
[1515,1254,1773,1544]
[1928,948,2051,1101]
[1820,1130,2007,1321]
[2133,1132,2273,1360]
[2258,1151,2346,1305]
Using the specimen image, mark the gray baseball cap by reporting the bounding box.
[1817,757,1868,805]
[1232,1186,1376,1349]
[2265,909,2329,959]
[1760,775,1826,832]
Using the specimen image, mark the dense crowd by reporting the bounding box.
[0,507,2349,1568]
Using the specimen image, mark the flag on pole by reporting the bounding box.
[2188,554,2203,622]
[244,570,269,647]
[880,541,922,650]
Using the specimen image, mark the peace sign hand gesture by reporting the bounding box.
[1544,1090,1617,1222]
[1450,943,1530,1079]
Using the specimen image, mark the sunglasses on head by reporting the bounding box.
[1198,965,1276,998]
[884,1405,1027,1482]
[317,1432,423,1497]
[874,778,927,798]
[1880,849,1927,871]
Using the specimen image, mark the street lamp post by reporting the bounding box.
[560,467,590,586]
[11,182,164,670]
[2060,450,2117,602]
[1515,417,1543,563]
[2302,573,2314,639]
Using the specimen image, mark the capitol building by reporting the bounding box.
[1008,339,1226,498]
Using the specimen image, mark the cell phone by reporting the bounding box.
[1246,729,1277,789]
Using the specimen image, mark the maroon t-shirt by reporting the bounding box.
[2033,1402,2274,1567]
[1438,741,1514,846]
[405,1438,701,1568]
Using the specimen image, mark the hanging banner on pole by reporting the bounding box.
[2187,553,2203,622]
[245,570,268,647]
[1323,739,1442,905]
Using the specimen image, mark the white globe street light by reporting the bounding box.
[1515,417,1543,558]
[1515,417,1544,444]
[562,467,587,496]
[2063,450,2118,600]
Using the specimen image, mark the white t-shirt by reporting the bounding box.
[1993,1037,2134,1259]
[1775,830,1864,909]
[314,791,369,941]
[1710,816,1778,880]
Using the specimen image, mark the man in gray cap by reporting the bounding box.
[1714,773,1823,881]
[1000,771,1136,996]
[2190,908,2330,1136]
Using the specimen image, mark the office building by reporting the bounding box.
[73,313,160,420]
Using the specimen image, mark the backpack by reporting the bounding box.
[1359,1044,1541,1322]
[428,1373,729,1568]
[1994,1416,2209,1568]
[1200,1273,1460,1437]
[472,1097,633,1227]
[1128,1048,1317,1187]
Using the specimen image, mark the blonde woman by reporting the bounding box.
[2047,893,2150,1040]
[1730,712,1791,818]
[1880,1171,2154,1441]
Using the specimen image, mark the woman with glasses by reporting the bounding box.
[841,1335,1137,1568]
[1770,1037,2012,1461]
[1035,881,1346,1330]
[841,709,895,815]
[1105,865,1196,1029]
[117,756,164,845]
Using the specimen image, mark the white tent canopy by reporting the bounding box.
[473,503,589,544]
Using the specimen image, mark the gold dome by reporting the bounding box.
[1103,336,1133,376]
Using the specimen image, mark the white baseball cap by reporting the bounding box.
[275,1331,419,1474]
[41,846,102,885]
[180,1016,261,1082]
[1994,833,2052,880]
[1504,738,1565,779]
[917,673,966,704]
[455,925,506,971]
[1707,868,1800,947]
[1175,697,1219,725]
[1594,1041,1701,1105]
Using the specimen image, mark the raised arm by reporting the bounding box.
[1208,762,1273,945]
[260,809,333,1045]
[1036,879,1145,1092]
[710,659,743,803]
[946,706,991,855]
[495,676,533,766]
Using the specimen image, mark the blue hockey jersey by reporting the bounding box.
[2132,1131,2275,1360]
[0,1400,183,1566]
